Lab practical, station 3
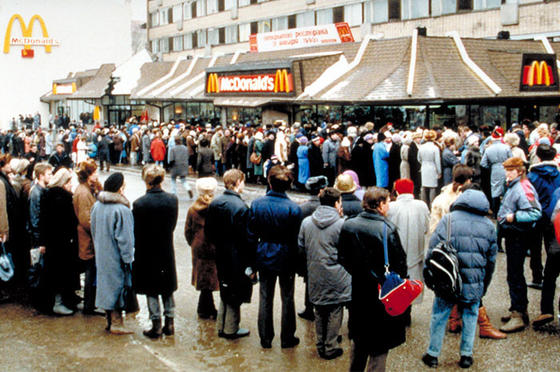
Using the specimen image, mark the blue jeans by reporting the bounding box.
[427,297,480,357]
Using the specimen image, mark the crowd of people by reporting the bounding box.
[1,115,560,371]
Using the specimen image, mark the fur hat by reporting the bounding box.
[305,175,328,194]
[48,168,72,189]
[394,178,414,195]
[502,157,525,171]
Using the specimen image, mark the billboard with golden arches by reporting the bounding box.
[3,14,60,57]
[520,54,559,91]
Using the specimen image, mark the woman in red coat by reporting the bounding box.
[150,132,166,166]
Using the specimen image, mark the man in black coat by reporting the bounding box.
[408,133,422,198]
[206,169,254,339]
[132,164,178,339]
[338,187,408,371]
[308,136,324,177]
[48,143,73,171]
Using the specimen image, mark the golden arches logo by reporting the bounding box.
[523,60,555,87]
[207,73,219,93]
[274,69,292,93]
[3,14,52,54]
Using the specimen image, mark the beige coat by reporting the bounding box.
[73,183,97,260]
[429,184,461,234]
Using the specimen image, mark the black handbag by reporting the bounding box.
[118,263,139,313]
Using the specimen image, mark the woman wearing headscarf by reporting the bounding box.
[185,177,219,319]
[41,167,79,315]
[297,136,310,188]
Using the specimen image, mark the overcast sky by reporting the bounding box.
[129,0,146,21]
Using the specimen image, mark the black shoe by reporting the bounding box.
[162,317,174,336]
[298,310,315,321]
[198,311,217,320]
[527,282,543,290]
[336,335,343,343]
[281,337,300,348]
[260,339,272,349]
[319,348,343,360]
[459,356,474,369]
[422,353,438,368]
[219,328,250,340]
[143,319,162,339]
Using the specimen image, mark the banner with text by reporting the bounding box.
[249,22,354,53]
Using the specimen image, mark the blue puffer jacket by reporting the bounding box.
[248,191,303,274]
[497,176,542,231]
[428,190,497,303]
[528,161,560,221]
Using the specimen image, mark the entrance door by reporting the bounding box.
[108,109,131,127]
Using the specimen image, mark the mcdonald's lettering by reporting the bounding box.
[523,61,555,87]
[206,69,293,94]
[3,14,60,56]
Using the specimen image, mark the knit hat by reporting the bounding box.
[502,157,525,171]
[394,179,414,195]
[334,173,357,194]
[196,177,218,195]
[48,168,72,189]
[491,126,504,139]
[104,172,124,192]
[298,136,309,145]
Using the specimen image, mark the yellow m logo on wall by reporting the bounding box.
[3,14,52,54]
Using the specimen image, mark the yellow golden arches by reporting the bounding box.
[274,69,291,93]
[3,14,51,54]
[207,73,219,93]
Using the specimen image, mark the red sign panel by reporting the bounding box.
[21,48,34,58]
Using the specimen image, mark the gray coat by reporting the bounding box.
[481,141,512,198]
[91,192,135,310]
[418,142,441,188]
[298,206,351,306]
[168,144,189,177]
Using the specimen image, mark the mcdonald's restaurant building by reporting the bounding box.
[68,34,560,130]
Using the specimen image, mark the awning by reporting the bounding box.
[212,97,272,107]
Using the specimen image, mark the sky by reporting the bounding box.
[129,0,147,21]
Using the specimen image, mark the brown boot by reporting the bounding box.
[110,311,134,335]
[478,306,507,339]
[447,304,462,333]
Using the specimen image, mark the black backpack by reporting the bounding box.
[423,216,462,301]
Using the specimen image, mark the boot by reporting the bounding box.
[52,294,74,316]
[110,311,134,335]
[478,307,506,339]
[105,311,112,332]
[162,317,174,336]
[499,311,527,333]
[143,318,162,339]
[447,304,462,333]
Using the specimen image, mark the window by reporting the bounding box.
[225,25,238,43]
[173,36,183,51]
[184,33,193,49]
[442,0,457,15]
[372,0,388,23]
[333,6,344,23]
[389,0,400,20]
[151,39,159,53]
[208,28,219,45]
[402,0,429,19]
[272,16,288,32]
[150,12,159,27]
[219,27,226,44]
[296,11,315,27]
[288,14,296,29]
[239,23,251,41]
[168,37,173,52]
[239,0,250,6]
[218,0,225,12]
[258,20,271,33]
[191,1,197,17]
[316,8,333,25]
[172,5,182,23]
[197,30,207,47]
[458,0,473,11]
[160,9,169,25]
[344,3,362,26]
[250,21,258,34]
[196,0,206,17]
[168,8,173,23]
[207,0,218,15]
[225,0,236,10]
[192,33,198,48]
[184,2,192,19]
[474,0,501,10]
[160,38,169,53]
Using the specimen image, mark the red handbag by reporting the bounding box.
[377,224,424,317]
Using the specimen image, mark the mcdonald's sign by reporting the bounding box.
[520,54,559,92]
[3,14,60,57]
[206,68,294,95]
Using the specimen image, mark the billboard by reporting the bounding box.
[3,14,60,58]
[206,68,294,95]
[520,54,559,91]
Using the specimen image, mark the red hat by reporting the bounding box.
[492,127,504,139]
[394,178,414,195]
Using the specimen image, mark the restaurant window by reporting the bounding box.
[402,0,429,19]
[197,30,206,47]
[258,20,271,33]
[316,8,333,25]
[539,105,560,125]
[296,11,315,27]
[402,106,427,129]
[333,6,344,23]
[250,21,258,35]
[187,102,201,119]
[207,0,218,15]
[343,105,373,126]
[160,9,169,25]
[208,28,219,45]
[184,2,192,19]
[225,25,238,43]
[373,106,406,129]
[458,0,473,11]
[344,3,362,26]
[239,23,251,42]
[317,105,343,124]
[389,0,400,20]
[172,5,182,23]
[173,35,183,51]
[469,105,506,129]
[430,105,468,129]
[288,14,296,29]
[295,105,317,126]
[150,12,159,27]
[184,33,193,49]
[272,16,288,31]
[371,0,388,24]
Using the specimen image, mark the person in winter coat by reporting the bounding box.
[141,130,152,164]
[252,132,264,183]
[338,187,408,372]
[206,169,254,340]
[196,138,214,177]
[185,177,219,319]
[322,131,340,186]
[168,137,193,199]
[464,137,482,186]
[442,137,459,186]
[91,172,135,334]
[504,132,527,162]
[296,137,310,187]
[527,145,560,328]
[48,143,73,171]
[481,128,512,214]
[334,173,363,218]
[0,154,19,301]
[388,134,401,191]
[498,157,542,333]
[40,168,79,315]
[408,132,422,198]
[400,134,411,180]
[422,189,498,369]
[418,130,441,208]
[298,187,351,360]
[28,163,52,255]
[351,133,375,187]
[73,159,103,315]
[248,165,302,349]
[133,165,178,338]
[540,190,560,328]
[387,179,429,309]
[308,135,324,177]
[373,131,391,188]
[150,132,166,166]
[97,134,111,172]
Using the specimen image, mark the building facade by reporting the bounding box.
[147,0,560,61]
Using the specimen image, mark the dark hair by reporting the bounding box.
[362,187,390,212]
[223,169,245,190]
[0,153,12,168]
[460,182,481,192]
[452,164,473,192]
[319,187,341,207]
[200,138,209,147]
[267,165,293,193]
[174,136,183,146]
[77,159,97,184]
[536,144,557,161]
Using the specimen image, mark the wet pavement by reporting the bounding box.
[1,165,559,371]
